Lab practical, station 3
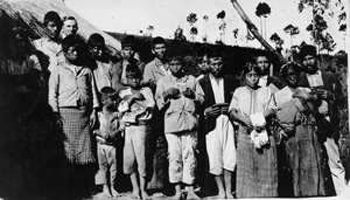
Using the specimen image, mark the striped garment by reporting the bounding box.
[60,108,96,164]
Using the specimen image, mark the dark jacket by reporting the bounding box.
[298,70,343,140]
[199,74,239,134]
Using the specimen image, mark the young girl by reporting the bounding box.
[228,62,278,198]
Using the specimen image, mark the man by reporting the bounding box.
[255,54,284,93]
[60,16,78,39]
[143,36,169,91]
[113,35,145,90]
[33,11,62,72]
[297,44,346,196]
[199,52,239,198]
[142,36,169,191]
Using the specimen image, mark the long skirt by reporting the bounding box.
[60,108,96,164]
[236,126,278,198]
[285,114,326,197]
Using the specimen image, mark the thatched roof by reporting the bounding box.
[0,0,121,50]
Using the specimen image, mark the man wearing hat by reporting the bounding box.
[298,44,346,195]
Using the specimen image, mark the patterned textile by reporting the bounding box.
[60,108,96,164]
[236,128,278,198]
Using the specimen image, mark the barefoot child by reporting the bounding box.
[155,55,204,200]
[118,62,155,199]
[94,87,121,197]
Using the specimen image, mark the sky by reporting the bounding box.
[65,0,345,50]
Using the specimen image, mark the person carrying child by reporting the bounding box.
[155,55,204,200]
[118,62,155,200]
[94,86,122,198]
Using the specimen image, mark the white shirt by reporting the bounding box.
[209,74,225,104]
[306,70,324,87]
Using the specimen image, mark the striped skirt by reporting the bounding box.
[236,125,278,198]
[60,108,96,165]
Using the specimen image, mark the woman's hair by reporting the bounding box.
[61,35,85,53]
[242,62,261,76]
[279,61,301,78]
[240,62,261,85]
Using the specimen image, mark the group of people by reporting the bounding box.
[0,9,348,200]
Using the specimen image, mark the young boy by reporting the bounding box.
[155,55,204,200]
[33,11,62,72]
[118,63,155,200]
[94,87,121,198]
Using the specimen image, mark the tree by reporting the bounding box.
[146,25,154,37]
[186,12,198,42]
[270,32,284,53]
[202,14,209,42]
[255,2,271,40]
[217,10,226,43]
[298,0,346,52]
[284,24,300,47]
[174,27,186,41]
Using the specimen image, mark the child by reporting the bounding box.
[155,55,204,200]
[94,87,121,198]
[118,63,155,200]
[228,62,278,198]
[33,11,62,72]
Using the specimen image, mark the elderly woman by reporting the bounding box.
[274,62,326,197]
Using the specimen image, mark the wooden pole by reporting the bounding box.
[229,0,287,64]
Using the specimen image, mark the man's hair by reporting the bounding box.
[43,11,62,27]
[168,54,184,63]
[61,34,85,53]
[299,44,317,59]
[62,16,77,22]
[87,33,105,48]
[100,86,117,104]
[122,35,136,49]
[255,53,269,62]
[126,61,142,79]
[152,36,166,47]
[208,48,223,59]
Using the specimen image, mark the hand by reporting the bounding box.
[204,105,221,118]
[182,88,195,99]
[220,105,229,114]
[131,91,145,100]
[164,87,180,100]
[90,110,97,129]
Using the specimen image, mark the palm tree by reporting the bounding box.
[146,25,154,37]
[255,2,271,40]
[270,32,284,53]
[202,14,209,43]
[186,12,198,42]
[217,10,226,43]
[284,24,299,47]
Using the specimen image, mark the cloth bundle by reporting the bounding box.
[250,112,269,149]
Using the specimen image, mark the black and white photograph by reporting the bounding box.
[0,0,349,199]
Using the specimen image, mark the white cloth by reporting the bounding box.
[209,74,225,104]
[206,115,236,175]
[258,75,268,87]
[306,70,324,87]
[249,112,268,149]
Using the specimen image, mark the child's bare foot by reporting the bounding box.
[186,191,200,200]
[110,187,121,197]
[130,191,141,199]
[171,192,182,200]
[141,190,150,200]
[225,191,234,199]
[217,192,226,199]
[102,185,113,197]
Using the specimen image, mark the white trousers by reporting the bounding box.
[206,115,236,175]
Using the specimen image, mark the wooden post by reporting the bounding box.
[229,0,287,64]
[346,0,350,133]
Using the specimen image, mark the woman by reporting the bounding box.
[228,62,278,198]
[274,62,326,197]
